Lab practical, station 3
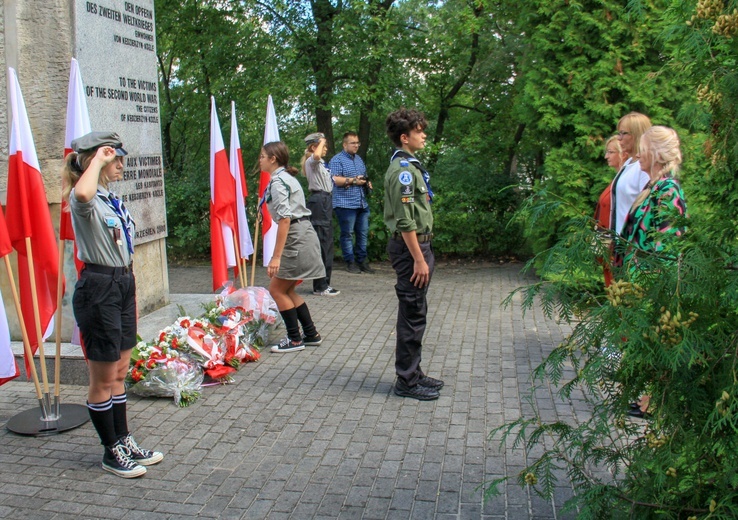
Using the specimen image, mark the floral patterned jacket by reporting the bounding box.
[620,176,687,267]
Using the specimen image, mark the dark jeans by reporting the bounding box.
[334,206,369,264]
[388,238,435,386]
[307,191,334,291]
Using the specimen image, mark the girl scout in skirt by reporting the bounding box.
[260,141,325,353]
[62,131,163,478]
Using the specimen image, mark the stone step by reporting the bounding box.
[11,293,218,386]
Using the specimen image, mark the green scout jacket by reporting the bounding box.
[383,154,433,235]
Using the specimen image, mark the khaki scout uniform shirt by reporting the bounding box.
[383,152,433,235]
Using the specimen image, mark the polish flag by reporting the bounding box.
[230,102,254,268]
[0,207,19,386]
[5,67,61,374]
[259,95,280,266]
[210,97,237,291]
[63,58,90,347]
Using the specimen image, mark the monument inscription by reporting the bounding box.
[75,0,167,243]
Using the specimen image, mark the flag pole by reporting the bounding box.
[53,238,66,416]
[3,256,43,404]
[231,229,245,288]
[251,215,261,287]
[5,240,90,437]
[23,238,51,408]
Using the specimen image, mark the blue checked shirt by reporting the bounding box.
[329,150,369,210]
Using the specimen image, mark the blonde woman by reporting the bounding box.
[301,132,338,296]
[622,126,687,266]
[62,131,163,477]
[594,136,630,286]
[620,126,687,418]
[613,112,652,235]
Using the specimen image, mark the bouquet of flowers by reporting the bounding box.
[126,340,203,407]
[126,287,279,404]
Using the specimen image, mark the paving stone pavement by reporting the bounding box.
[0,260,583,519]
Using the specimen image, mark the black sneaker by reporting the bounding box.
[358,261,375,274]
[418,375,444,389]
[394,378,440,401]
[102,442,147,478]
[270,337,305,353]
[121,434,163,466]
[346,262,361,274]
[303,334,323,346]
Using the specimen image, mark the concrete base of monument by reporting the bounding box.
[10,293,249,386]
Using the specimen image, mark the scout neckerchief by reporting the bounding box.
[391,149,434,202]
[98,189,135,254]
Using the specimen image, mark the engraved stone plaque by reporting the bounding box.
[75,0,167,243]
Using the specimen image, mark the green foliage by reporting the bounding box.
[489,193,738,518]
[515,0,692,257]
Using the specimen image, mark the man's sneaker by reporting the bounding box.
[102,442,147,478]
[303,334,323,346]
[346,262,361,274]
[358,261,375,274]
[121,434,163,466]
[418,375,444,389]
[313,287,340,296]
[270,337,305,353]
[394,378,440,401]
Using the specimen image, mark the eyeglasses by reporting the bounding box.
[617,131,631,137]
[347,141,360,145]
[605,150,618,155]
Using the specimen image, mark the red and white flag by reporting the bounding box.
[61,58,91,244]
[5,67,61,374]
[259,95,280,266]
[63,58,91,347]
[0,207,19,386]
[210,97,237,291]
[230,102,254,266]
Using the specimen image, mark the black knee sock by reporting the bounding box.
[87,398,118,447]
[295,303,317,338]
[112,393,129,440]
[280,307,302,342]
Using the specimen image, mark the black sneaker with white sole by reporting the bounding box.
[270,337,305,353]
[102,442,147,478]
[121,434,163,466]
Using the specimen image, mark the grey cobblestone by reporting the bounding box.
[0,262,581,518]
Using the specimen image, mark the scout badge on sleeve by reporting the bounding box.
[398,171,412,185]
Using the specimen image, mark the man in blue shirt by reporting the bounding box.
[328,132,374,274]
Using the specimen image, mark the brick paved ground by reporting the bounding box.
[0,261,581,519]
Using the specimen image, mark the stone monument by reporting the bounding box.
[0,0,168,343]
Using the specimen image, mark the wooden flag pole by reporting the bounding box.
[231,229,245,288]
[251,216,261,287]
[3,255,42,400]
[23,237,51,402]
[53,238,66,413]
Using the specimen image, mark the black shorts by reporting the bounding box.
[72,269,137,362]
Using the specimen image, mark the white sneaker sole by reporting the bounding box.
[270,344,305,353]
[102,462,147,478]
[133,452,164,466]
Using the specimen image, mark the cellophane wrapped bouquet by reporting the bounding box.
[126,286,279,405]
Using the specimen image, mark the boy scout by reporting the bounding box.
[384,108,444,400]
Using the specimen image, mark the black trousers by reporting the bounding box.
[307,191,334,291]
[388,238,435,386]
